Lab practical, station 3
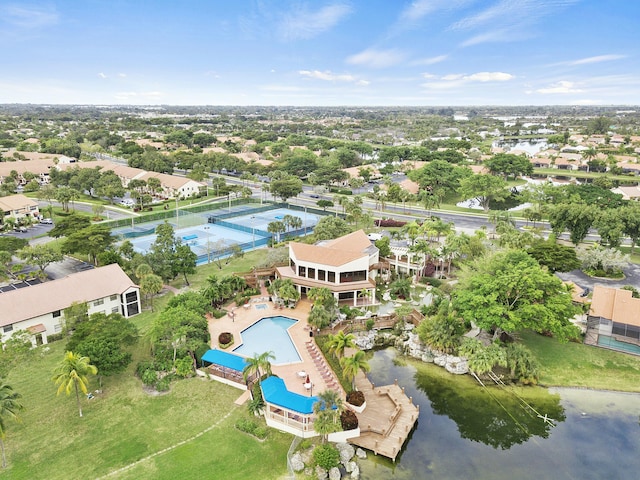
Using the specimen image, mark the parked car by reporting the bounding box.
[14,226,27,232]
[40,218,53,224]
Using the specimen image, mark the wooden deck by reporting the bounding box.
[348,372,419,462]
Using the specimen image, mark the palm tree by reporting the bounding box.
[465,344,506,375]
[358,288,372,306]
[308,307,331,330]
[312,389,344,443]
[243,351,275,385]
[0,383,24,468]
[340,351,371,390]
[52,351,98,418]
[326,331,356,359]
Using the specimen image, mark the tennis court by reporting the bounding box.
[117,205,320,265]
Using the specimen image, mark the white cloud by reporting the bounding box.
[422,71,514,89]
[568,54,627,65]
[451,0,579,46]
[465,72,514,82]
[410,55,448,66]
[0,4,59,28]
[279,3,352,40]
[98,72,107,79]
[346,48,406,68]
[118,73,127,78]
[536,80,583,94]
[299,70,369,86]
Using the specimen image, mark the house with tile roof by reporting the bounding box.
[275,230,378,306]
[0,194,40,225]
[0,264,140,346]
[587,285,640,352]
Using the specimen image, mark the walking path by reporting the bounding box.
[95,407,237,479]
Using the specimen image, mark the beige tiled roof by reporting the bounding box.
[0,194,39,211]
[290,242,364,267]
[323,230,372,251]
[290,230,373,267]
[590,285,640,327]
[0,264,138,327]
[0,158,56,177]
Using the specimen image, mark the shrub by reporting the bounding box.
[46,333,64,343]
[235,417,268,439]
[375,219,406,228]
[419,277,442,288]
[218,332,233,348]
[211,309,227,319]
[174,356,194,378]
[329,187,352,195]
[156,376,171,391]
[140,369,158,386]
[340,409,359,430]
[313,443,340,470]
[346,390,365,407]
[365,319,375,331]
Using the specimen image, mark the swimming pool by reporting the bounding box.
[234,316,301,365]
[598,335,640,355]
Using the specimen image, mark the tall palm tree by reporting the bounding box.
[312,389,344,443]
[340,351,371,390]
[243,351,275,385]
[326,331,356,359]
[0,383,24,468]
[52,351,98,418]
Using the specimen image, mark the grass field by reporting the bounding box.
[520,330,640,392]
[2,339,291,479]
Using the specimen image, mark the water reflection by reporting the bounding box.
[415,366,565,449]
[359,348,640,480]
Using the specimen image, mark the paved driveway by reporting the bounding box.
[556,263,640,291]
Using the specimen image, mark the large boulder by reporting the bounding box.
[329,467,341,480]
[336,442,355,464]
[290,452,305,472]
[315,465,328,479]
[355,448,367,459]
[350,463,360,479]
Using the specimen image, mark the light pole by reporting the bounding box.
[304,206,307,235]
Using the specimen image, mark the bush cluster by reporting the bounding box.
[313,443,340,470]
[218,332,233,348]
[375,218,406,227]
[235,417,268,439]
[346,390,365,407]
[340,409,359,431]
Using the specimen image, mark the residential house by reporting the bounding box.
[611,185,640,201]
[275,230,378,306]
[0,194,40,225]
[59,160,206,199]
[587,285,640,349]
[0,157,57,186]
[0,264,140,346]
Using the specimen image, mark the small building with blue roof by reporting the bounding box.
[200,349,256,390]
[261,376,319,437]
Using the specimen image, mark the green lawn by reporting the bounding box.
[520,330,640,392]
[2,340,291,479]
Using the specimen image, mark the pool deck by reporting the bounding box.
[208,297,344,398]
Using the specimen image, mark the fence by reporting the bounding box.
[195,236,271,265]
[207,217,271,237]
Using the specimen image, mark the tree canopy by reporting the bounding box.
[453,250,580,342]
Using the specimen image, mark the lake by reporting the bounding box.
[493,138,549,156]
[359,348,640,480]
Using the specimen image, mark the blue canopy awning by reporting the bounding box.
[261,376,318,415]
[201,349,248,372]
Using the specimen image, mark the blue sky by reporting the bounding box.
[1,0,639,106]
